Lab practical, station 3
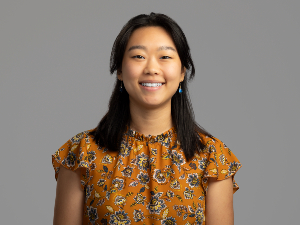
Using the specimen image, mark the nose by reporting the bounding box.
[143,57,160,75]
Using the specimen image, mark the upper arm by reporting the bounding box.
[53,165,84,225]
[206,176,234,225]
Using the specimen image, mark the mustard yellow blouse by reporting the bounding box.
[52,127,241,225]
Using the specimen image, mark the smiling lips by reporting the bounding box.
[141,83,163,87]
[139,82,165,90]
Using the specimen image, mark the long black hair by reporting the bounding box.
[90,12,212,161]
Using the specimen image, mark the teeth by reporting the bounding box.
[141,83,163,87]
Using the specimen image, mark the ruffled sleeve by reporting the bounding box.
[200,136,242,194]
[52,131,93,190]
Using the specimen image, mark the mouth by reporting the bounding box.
[139,82,165,87]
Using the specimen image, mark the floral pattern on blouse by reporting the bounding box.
[52,127,242,225]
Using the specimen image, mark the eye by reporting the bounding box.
[161,56,171,59]
[132,55,144,59]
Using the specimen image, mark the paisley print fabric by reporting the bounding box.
[52,127,242,225]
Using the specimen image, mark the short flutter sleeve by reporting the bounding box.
[52,131,93,190]
[200,135,242,194]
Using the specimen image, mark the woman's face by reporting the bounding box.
[118,26,185,110]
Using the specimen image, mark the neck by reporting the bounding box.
[129,101,173,136]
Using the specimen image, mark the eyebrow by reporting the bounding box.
[128,45,177,52]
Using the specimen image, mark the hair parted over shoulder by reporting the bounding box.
[90,12,212,161]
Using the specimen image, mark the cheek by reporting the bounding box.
[122,62,141,80]
[164,66,183,82]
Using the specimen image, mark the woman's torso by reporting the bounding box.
[52,127,241,225]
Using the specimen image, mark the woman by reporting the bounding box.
[52,12,242,225]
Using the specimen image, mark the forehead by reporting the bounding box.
[126,26,176,50]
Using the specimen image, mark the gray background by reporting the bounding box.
[1,0,299,224]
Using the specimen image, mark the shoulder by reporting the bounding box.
[52,128,99,187]
[195,132,241,170]
[65,128,97,146]
[196,132,242,193]
[197,132,228,153]
[54,128,99,165]
[72,128,97,140]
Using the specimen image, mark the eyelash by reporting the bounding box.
[132,55,171,59]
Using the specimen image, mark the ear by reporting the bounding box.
[180,67,186,82]
[117,69,122,80]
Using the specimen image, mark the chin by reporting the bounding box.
[130,95,171,109]
[142,100,171,109]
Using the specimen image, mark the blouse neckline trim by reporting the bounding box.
[126,126,177,143]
